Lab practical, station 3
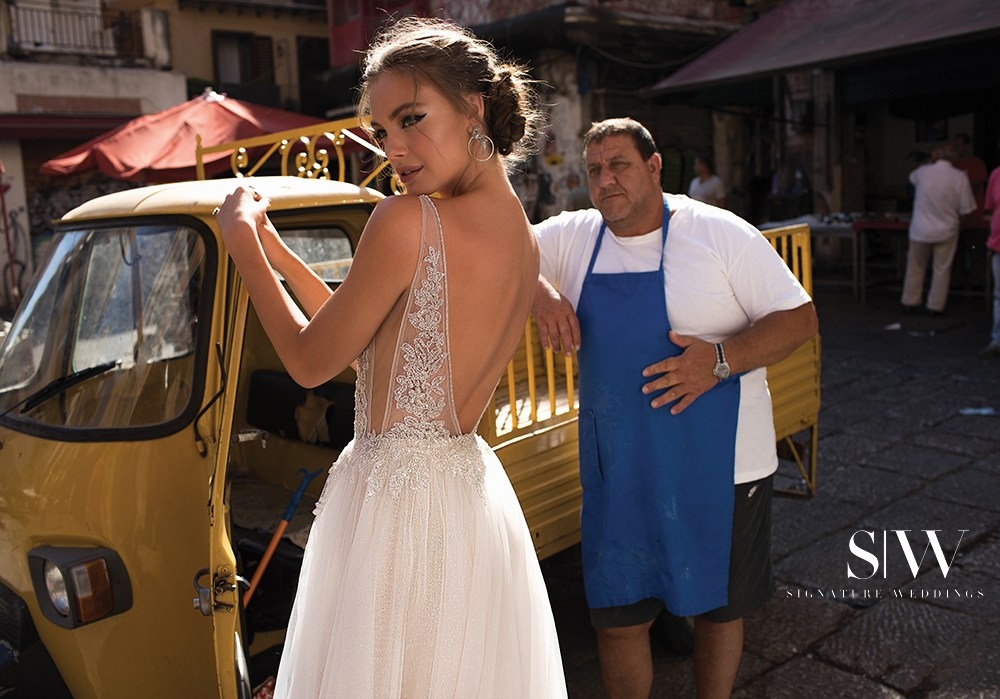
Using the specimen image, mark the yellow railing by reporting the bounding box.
[479,319,578,447]
[194,115,392,186]
[761,223,820,496]
[764,223,814,296]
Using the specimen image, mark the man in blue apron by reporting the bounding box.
[533,118,817,698]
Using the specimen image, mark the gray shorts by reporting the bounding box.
[590,475,774,628]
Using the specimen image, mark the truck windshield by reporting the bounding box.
[0,223,210,435]
[280,227,353,283]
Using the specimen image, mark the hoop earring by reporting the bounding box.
[468,126,495,162]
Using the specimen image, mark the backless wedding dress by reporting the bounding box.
[273,195,567,698]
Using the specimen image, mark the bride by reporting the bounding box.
[215,16,568,698]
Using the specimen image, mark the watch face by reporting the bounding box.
[714,363,731,380]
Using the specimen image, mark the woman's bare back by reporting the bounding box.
[362,191,537,436]
[435,191,539,431]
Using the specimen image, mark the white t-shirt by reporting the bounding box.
[909,160,976,243]
[535,194,812,484]
[688,174,726,207]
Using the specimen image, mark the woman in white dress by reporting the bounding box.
[215,16,568,699]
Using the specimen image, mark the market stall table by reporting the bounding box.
[851,217,990,306]
[850,217,910,304]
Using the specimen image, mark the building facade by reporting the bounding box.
[0,0,330,314]
[319,0,773,219]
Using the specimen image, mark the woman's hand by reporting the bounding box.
[216,185,272,260]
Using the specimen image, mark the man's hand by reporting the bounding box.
[641,331,717,414]
[640,302,819,414]
[532,275,580,356]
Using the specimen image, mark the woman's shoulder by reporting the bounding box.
[362,195,429,241]
[368,193,426,226]
[352,195,429,269]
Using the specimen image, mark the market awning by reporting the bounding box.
[649,0,1000,94]
[40,90,332,183]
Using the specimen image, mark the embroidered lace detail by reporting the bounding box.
[385,244,449,440]
[360,434,485,500]
[314,195,484,511]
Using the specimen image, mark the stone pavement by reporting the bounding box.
[543,280,1000,699]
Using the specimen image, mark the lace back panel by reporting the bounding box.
[355,195,462,439]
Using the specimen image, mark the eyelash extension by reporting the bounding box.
[402,113,425,128]
[371,113,424,144]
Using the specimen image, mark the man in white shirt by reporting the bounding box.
[532,118,817,699]
[902,144,976,314]
[687,154,727,208]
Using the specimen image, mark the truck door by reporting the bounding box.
[200,279,255,699]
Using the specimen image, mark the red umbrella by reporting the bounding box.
[40,90,335,183]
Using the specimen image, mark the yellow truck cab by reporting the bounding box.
[0,118,817,698]
[0,170,582,697]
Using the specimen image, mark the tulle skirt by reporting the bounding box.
[273,433,567,698]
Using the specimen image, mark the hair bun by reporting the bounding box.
[485,68,532,157]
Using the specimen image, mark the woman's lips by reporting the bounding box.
[397,165,422,183]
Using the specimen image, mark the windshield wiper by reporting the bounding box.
[2,360,120,417]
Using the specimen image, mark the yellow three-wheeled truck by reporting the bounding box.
[0,119,818,697]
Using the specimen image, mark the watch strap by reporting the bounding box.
[714,342,726,364]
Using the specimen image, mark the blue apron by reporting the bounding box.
[576,199,740,617]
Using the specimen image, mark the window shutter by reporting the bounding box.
[251,35,274,85]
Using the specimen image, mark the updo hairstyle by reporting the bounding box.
[357,16,543,163]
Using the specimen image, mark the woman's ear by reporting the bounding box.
[463,91,486,127]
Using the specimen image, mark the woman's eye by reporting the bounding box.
[401,113,424,128]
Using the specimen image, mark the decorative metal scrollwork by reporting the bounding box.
[195,116,389,187]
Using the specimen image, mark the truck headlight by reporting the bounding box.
[28,547,132,629]
[43,560,70,616]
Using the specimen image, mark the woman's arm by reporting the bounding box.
[217,187,419,387]
[254,215,334,318]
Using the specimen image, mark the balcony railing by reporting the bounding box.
[176,0,326,17]
[7,3,166,65]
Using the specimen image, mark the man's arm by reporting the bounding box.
[531,275,580,356]
[641,302,819,414]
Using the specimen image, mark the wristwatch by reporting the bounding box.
[712,342,731,381]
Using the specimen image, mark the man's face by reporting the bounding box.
[584,134,663,235]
